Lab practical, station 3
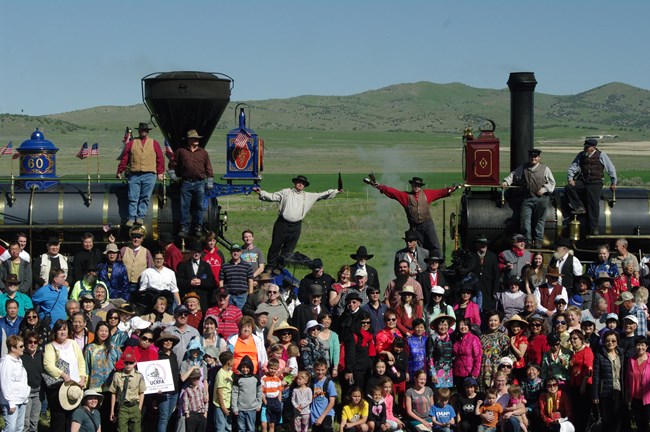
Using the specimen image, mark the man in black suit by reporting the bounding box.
[417,256,448,307]
[349,246,380,291]
[394,230,429,277]
[297,258,334,304]
[290,284,329,339]
[176,241,218,312]
[471,234,500,311]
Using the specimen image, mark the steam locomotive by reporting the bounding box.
[453,72,650,260]
[0,71,263,255]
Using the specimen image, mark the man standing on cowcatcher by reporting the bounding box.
[368,175,461,258]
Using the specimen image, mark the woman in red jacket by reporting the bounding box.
[568,329,594,432]
[538,376,574,431]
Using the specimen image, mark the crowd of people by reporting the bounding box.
[0,223,649,432]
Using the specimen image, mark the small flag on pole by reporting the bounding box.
[76,142,89,159]
[233,129,250,149]
[90,143,99,156]
[0,142,13,157]
[164,140,175,161]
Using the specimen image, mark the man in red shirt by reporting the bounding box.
[371,176,460,258]
[205,292,242,340]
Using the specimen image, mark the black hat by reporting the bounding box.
[159,232,174,244]
[310,258,323,269]
[504,275,521,286]
[47,236,60,245]
[187,241,203,252]
[555,238,572,249]
[350,246,374,260]
[408,177,425,187]
[403,230,419,241]
[291,175,310,187]
[584,138,598,148]
[424,256,444,264]
[345,291,362,303]
[137,122,152,131]
[4,274,20,285]
[308,284,324,297]
[547,333,561,345]
[475,234,489,243]
[528,149,542,156]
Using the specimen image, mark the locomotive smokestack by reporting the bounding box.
[507,72,537,171]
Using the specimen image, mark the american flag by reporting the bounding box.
[0,142,13,157]
[76,142,89,159]
[234,129,250,149]
[164,140,175,161]
[90,143,99,156]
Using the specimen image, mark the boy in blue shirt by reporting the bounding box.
[310,359,337,432]
[429,388,456,432]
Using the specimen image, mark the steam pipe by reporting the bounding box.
[507,72,537,171]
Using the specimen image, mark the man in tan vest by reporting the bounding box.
[372,176,460,258]
[116,122,164,227]
[119,227,154,293]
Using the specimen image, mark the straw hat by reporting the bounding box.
[432,314,456,328]
[274,321,298,333]
[504,314,529,328]
[59,382,84,410]
[81,389,104,407]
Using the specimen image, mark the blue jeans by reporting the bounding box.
[503,416,521,432]
[214,406,232,432]
[23,393,41,432]
[157,392,178,432]
[237,410,256,432]
[127,172,157,220]
[180,180,206,228]
[229,292,248,309]
[2,403,27,432]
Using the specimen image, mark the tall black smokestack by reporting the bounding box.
[507,72,537,171]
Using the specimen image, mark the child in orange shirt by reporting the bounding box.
[475,388,503,432]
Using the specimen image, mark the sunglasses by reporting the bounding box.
[108,316,119,320]
[531,323,542,327]
[140,336,153,342]
[124,361,135,365]
[16,345,24,349]
[547,383,558,387]
[28,340,39,345]
[280,331,293,336]
[26,315,38,319]
[385,318,397,322]
[501,364,513,369]
[268,290,279,294]
[361,321,371,325]
[555,321,567,325]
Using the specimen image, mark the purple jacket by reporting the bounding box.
[452,332,482,378]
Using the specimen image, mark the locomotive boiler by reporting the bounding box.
[0,71,262,255]
[454,72,650,259]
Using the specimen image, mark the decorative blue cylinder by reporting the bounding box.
[16,128,59,189]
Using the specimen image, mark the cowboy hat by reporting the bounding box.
[400,286,416,296]
[408,177,425,187]
[155,332,180,348]
[104,243,119,254]
[136,122,152,131]
[403,230,419,241]
[274,321,298,333]
[79,293,100,308]
[595,271,615,285]
[291,175,310,187]
[424,256,444,264]
[186,129,203,139]
[182,292,201,303]
[350,246,374,260]
[257,271,275,282]
[59,382,84,410]
[3,274,20,285]
[432,314,456,328]
[474,234,489,243]
[554,238,572,249]
[115,303,137,315]
[504,314,529,328]
[546,267,561,278]
[159,232,175,244]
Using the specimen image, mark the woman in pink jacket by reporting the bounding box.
[626,336,650,432]
[451,318,482,385]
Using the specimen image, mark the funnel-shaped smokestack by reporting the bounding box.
[507,72,537,171]
[142,71,233,151]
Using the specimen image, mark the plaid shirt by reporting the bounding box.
[629,304,648,337]
[181,384,207,414]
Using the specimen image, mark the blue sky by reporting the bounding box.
[2,1,649,115]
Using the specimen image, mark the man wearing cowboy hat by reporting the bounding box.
[417,256,448,307]
[119,227,154,294]
[394,230,429,277]
[298,258,335,305]
[372,176,461,258]
[548,238,583,290]
[169,129,215,238]
[533,266,568,317]
[116,122,165,228]
[0,274,33,317]
[501,148,556,249]
[349,246,380,291]
[292,284,330,335]
[471,234,500,311]
[565,138,617,235]
[253,175,341,270]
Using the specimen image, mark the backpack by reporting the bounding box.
[312,377,333,399]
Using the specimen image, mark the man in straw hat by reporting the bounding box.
[371,176,461,258]
[565,138,617,236]
[169,129,214,238]
[116,121,165,228]
[349,246,380,291]
[253,175,341,271]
